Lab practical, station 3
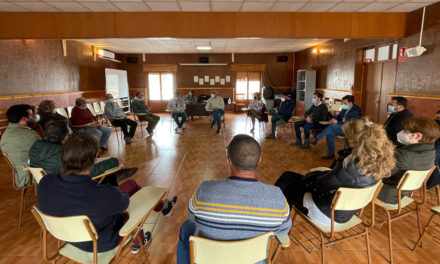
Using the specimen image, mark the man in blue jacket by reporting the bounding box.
[266,92,295,139]
[309,95,361,160]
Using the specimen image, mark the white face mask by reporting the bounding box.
[280,97,286,102]
[52,109,57,114]
[211,94,215,98]
[397,130,410,145]
[33,114,40,123]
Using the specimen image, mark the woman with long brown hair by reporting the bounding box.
[276,118,395,225]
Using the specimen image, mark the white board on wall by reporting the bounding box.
[105,68,129,98]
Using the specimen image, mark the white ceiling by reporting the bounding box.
[74,38,331,54]
[0,0,436,12]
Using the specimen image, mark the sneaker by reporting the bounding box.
[300,140,310,149]
[309,137,318,145]
[176,128,182,133]
[100,147,108,151]
[210,122,215,128]
[175,127,179,132]
[216,128,221,134]
[290,139,301,146]
[321,153,335,160]
[180,127,186,131]
[161,196,178,216]
[131,231,152,254]
[124,137,133,144]
[115,167,138,182]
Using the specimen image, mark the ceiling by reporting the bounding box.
[0,0,436,12]
[75,38,331,54]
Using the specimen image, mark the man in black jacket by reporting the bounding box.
[384,96,413,145]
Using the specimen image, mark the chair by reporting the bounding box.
[289,181,383,264]
[56,108,69,119]
[87,104,99,117]
[106,117,125,144]
[66,106,74,118]
[25,166,46,184]
[93,102,105,123]
[274,109,296,141]
[412,205,440,250]
[91,166,122,184]
[32,186,166,264]
[3,153,35,228]
[133,113,148,138]
[189,231,290,264]
[374,167,435,264]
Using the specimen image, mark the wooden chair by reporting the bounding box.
[66,106,74,118]
[133,113,148,138]
[290,181,383,264]
[87,104,99,117]
[31,186,166,264]
[3,152,35,228]
[106,117,125,144]
[189,231,290,264]
[412,205,440,251]
[93,102,105,123]
[25,166,46,184]
[91,166,122,184]
[56,108,69,119]
[374,167,436,264]
[275,109,296,141]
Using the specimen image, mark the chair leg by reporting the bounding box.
[436,186,440,205]
[320,232,325,264]
[18,187,26,228]
[413,213,435,250]
[416,205,423,248]
[365,227,371,264]
[385,211,393,264]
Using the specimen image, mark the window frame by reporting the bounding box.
[147,72,175,101]
[235,71,262,100]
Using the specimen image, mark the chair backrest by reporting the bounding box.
[99,101,106,111]
[398,167,435,192]
[86,104,97,116]
[32,206,97,243]
[56,108,69,118]
[27,167,46,184]
[117,100,124,109]
[2,152,19,189]
[190,232,275,264]
[66,106,74,118]
[333,181,382,211]
[92,102,103,114]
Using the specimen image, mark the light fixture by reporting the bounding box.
[312,48,318,53]
[197,46,212,51]
[97,49,105,57]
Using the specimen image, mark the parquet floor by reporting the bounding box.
[0,113,439,264]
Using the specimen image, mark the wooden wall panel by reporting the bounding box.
[351,13,407,38]
[388,93,440,119]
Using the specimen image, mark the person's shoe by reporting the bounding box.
[176,128,182,133]
[124,137,133,144]
[300,139,310,149]
[180,127,186,131]
[175,127,179,132]
[99,147,108,152]
[216,128,221,134]
[115,167,138,182]
[290,139,301,146]
[161,196,178,216]
[265,134,276,139]
[309,137,318,145]
[321,153,335,160]
[250,128,255,133]
[131,231,152,254]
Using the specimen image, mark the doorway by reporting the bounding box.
[361,43,398,123]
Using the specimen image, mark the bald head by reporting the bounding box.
[227,134,261,171]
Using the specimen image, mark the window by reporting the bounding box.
[392,43,398,60]
[236,72,261,100]
[364,48,375,63]
[377,46,390,61]
[363,42,398,63]
[148,73,174,101]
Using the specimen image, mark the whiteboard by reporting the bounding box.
[105,68,129,98]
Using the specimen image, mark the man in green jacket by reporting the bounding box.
[0,104,41,187]
[131,91,160,135]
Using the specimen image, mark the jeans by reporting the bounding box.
[176,220,196,264]
[316,123,344,154]
[294,120,317,139]
[78,126,111,148]
[112,118,137,138]
[269,108,284,136]
[172,112,187,128]
[211,109,224,129]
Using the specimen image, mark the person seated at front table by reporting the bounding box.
[184,90,197,103]
[247,92,266,133]
[265,91,295,139]
[378,117,440,204]
[37,133,178,255]
[37,100,72,133]
[0,104,41,187]
[131,91,160,136]
[205,90,224,134]
[29,120,138,185]
[176,134,292,264]
[275,119,395,226]
[309,95,362,160]
[71,98,111,151]
[384,96,413,146]
[291,92,328,149]
[167,91,187,133]
[104,94,137,145]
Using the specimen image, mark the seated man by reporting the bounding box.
[71,98,111,151]
[131,91,160,135]
[104,94,137,144]
[0,104,41,187]
[37,100,72,133]
[309,95,361,160]
[384,96,413,145]
[29,120,137,184]
[37,133,178,255]
[266,92,295,139]
[184,90,197,103]
[176,134,292,264]
[167,91,187,133]
[205,90,224,134]
[291,92,328,149]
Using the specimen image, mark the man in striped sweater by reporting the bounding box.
[176,134,292,264]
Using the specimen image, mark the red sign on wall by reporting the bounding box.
[398,47,407,62]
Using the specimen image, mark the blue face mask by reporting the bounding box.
[341,104,349,110]
[312,98,317,105]
[108,98,115,103]
[388,105,395,113]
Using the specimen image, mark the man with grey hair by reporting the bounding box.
[104,93,137,144]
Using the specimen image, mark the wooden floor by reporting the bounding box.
[0,113,439,264]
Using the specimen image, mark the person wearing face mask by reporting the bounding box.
[37,100,72,134]
[247,92,266,133]
[167,91,187,133]
[309,95,362,160]
[266,91,296,139]
[291,92,328,149]
[205,90,225,134]
[131,91,160,135]
[0,104,41,187]
[71,98,111,151]
[383,96,413,145]
[104,94,138,144]
[377,117,440,204]
[184,90,197,103]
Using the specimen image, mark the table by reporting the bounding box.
[185,103,210,120]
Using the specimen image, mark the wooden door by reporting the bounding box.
[378,61,397,123]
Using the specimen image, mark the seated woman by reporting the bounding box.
[378,117,440,203]
[38,100,72,133]
[275,119,395,225]
[184,90,197,103]
[247,92,267,133]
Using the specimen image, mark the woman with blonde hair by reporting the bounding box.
[275,118,395,225]
[247,92,266,133]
